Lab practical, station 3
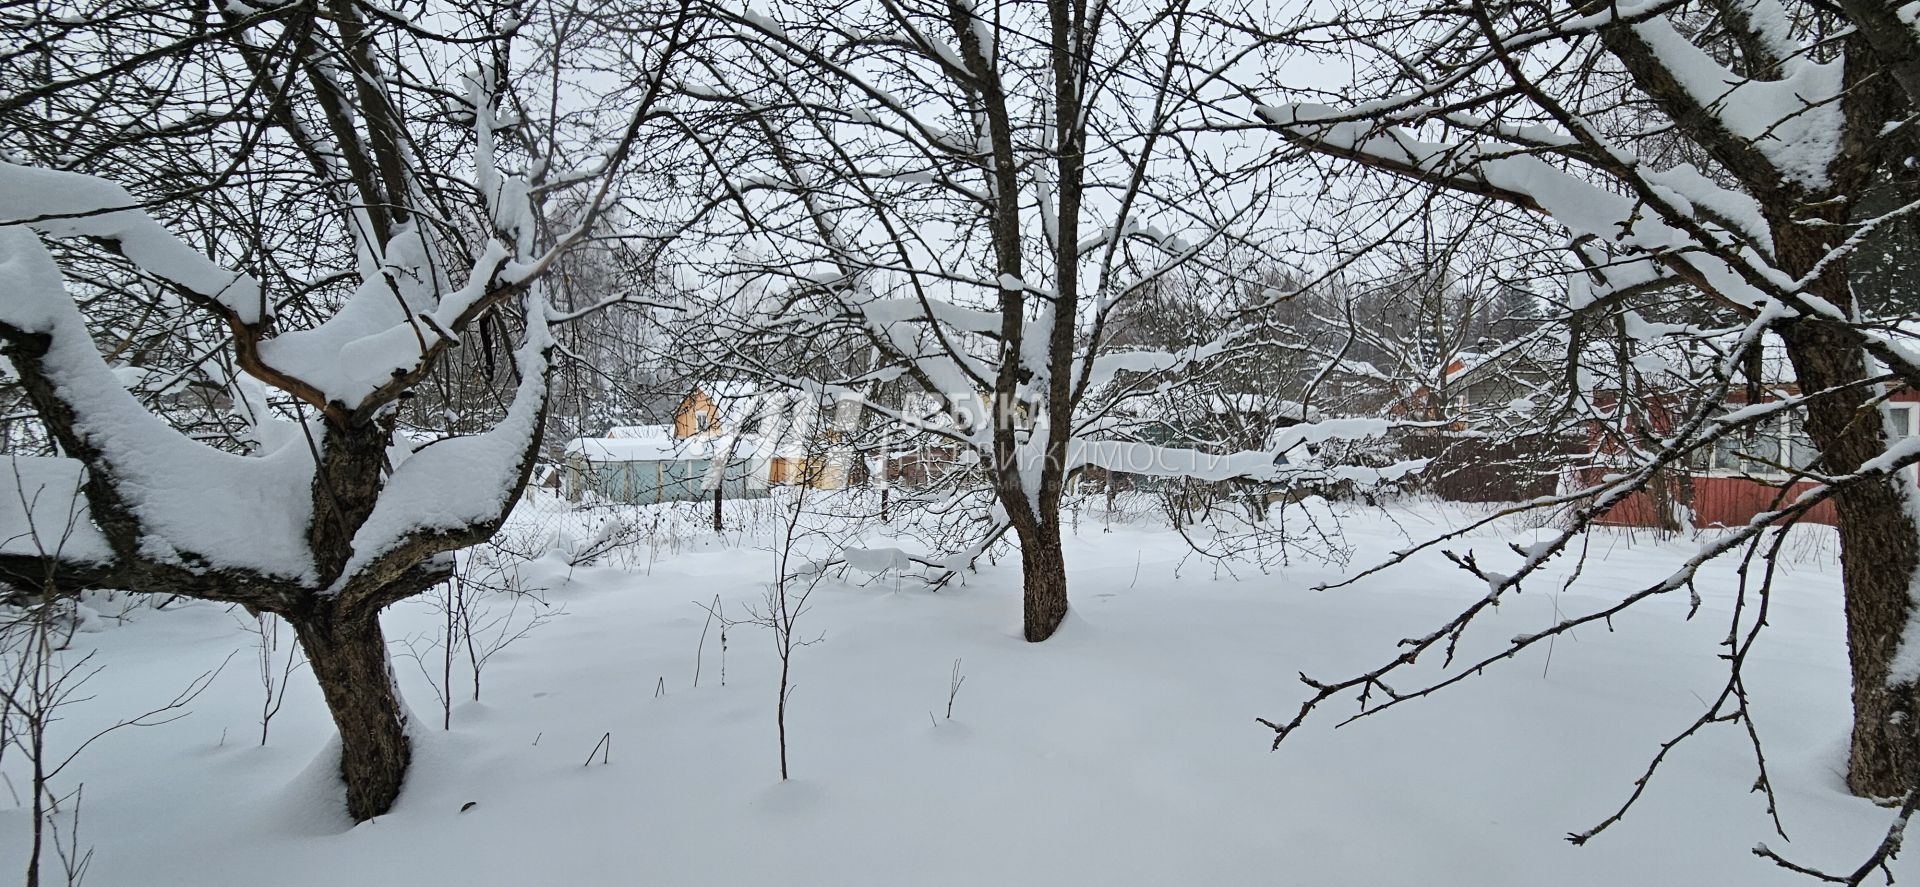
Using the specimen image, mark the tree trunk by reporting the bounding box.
[1645,465,1688,536]
[1778,318,1920,799]
[1013,516,1069,642]
[308,421,393,587]
[287,608,412,821]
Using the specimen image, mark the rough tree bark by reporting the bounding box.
[1013,515,1070,642]
[1776,219,1920,797]
[1788,322,1920,798]
[309,421,396,586]
[1607,7,1920,801]
[287,603,412,820]
[0,0,692,827]
[981,0,1084,644]
[0,231,546,823]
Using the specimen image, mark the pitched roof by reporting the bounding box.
[604,424,673,440]
[566,435,726,462]
[687,380,843,436]
[566,431,808,463]
[688,380,781,431]
[1205,393,1325,423]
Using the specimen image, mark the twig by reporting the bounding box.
[584,732,611,766]
[946,658,965,719]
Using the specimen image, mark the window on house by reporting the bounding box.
[696,410,711,432]
[1887,404,1919,483]
[1888,404,1916,443]
[1709,411,1817,477]
[1784,422,1818,472]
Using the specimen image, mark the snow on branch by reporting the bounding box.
[331,307,554,597]
[251,233,513,411]
[0,455,111,565]
[0,160,264,324]
[1069,417,1425,485]
[1622,15,1843,188]
[0,227,319,581]
[1260,104,1789,312]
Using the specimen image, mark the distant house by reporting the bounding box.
[562,381,866,502]
[604,424,674,440]
[1590,391,1920,529]
[882,448,969,487]
[1361,345,1582,503]
[1395,345,1557,430]
[673,381,768,440]
[1583,341,1919,529]
[680,381,870,488]
[1206,393,1324,428]
[561,430,770,505]
[859,391,969,489]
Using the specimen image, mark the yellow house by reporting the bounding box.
[673,381,851,488]
[672,385,728,439]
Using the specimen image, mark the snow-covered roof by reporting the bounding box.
[566,436,724,462]
[1441,340,1560,389]
[565,433,802,462]
[693,380,766,402]
[1206,393,1325,423]
[687,380,767,420]
[1442,351,1491,381]
[605,424,672,440]
[687,381,849,440]
[1576,330,1798,393]
[687,380,791,432]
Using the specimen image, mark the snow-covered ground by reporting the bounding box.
[0,495,1907,885]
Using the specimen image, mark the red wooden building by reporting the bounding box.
[1590,390,1919,530]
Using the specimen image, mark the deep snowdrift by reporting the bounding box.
[0,499,1906,886]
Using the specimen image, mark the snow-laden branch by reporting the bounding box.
[0,160,265,323]
[1069,417,1425,485]
[0,455,111,565]
[331,306,554,598]
[0,226,320,581]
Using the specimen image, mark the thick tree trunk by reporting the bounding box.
[309,421,392,586]
[1778,319,1920,798]
[1012,514,1069,642]
[287,608,412,820]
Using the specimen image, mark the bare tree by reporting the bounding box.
[756,486,829,781]
[1239,0,1920,858]
[667,0,1419,640]
[0,0,691,819]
